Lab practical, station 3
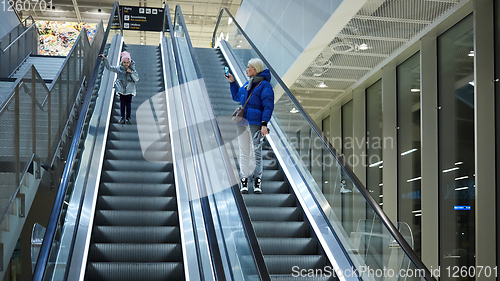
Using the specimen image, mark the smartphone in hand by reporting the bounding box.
[224,66,230,77]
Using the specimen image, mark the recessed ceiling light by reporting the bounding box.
[318,81,327,88]
[359,43,368,50]
[411,89,420,92]
[290,108,299,113]
[468,50,474,57]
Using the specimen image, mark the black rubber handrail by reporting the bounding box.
[213,7,436,281]
[31,3,122,280]
[170,6,228,280]
[174,5,271,281]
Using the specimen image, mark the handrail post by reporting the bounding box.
[15,85,20,187]
[32,68,36,160]
[47,89,52,165]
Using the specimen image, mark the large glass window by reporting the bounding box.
[438,14,475,279]
[366,80,383,207]
[341,101,354,234]
[397,52,421,258]
[495,0,500,265]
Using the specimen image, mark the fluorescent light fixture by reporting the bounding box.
[379,203,383,206]
[401,148,417,156]
[359,43,368,50]
[236,45,241,48]
[455,186,469,191]
[290,108,299,113]
[407,176,422,183]
[324,181,329,184]
[379,183,383,186]
[468,50,474,57]
[415,213,422,217]
[469,81,475,86]
[411,89,420,92]
[442,167,459,173]
[318,81,327,88]
[228,18,233,25]
[412,210,422,213]
[379,195,383,198]
[369,160,383,167]
[455,162,463,165]
[455,176,469,181]
[379,165,383,169]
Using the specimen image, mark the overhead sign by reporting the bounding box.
[116,6,164,32]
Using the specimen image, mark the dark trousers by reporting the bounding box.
[119,94,132,119]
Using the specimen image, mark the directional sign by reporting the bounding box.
[118,6,164,32]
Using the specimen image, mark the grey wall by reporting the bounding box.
[0,9,21,39]
[235,0,343,77]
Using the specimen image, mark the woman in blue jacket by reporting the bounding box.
[226,58,274,194]
[99,51,139,124]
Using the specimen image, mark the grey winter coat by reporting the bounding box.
[103,57,139,96]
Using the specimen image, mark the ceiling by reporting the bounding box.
[19,0,242,47]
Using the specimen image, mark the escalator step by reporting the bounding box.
[94,210,178,226]
[252,221,308,238]
[86,262,183,281]
[258,238,317,255]
[96,196,176,210]
[247,207,300,221]
[99,183,175,197]
[108,123,168,133]
[104,149,171,162]
[92,226,180,243]
[90,243,182,262]
[106,140,170,150]
[243,194,295,207]
[100,170,173,183]
[102,159,172,172]
[265,255,327,275]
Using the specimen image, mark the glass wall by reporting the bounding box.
[366,80,383,207]
[495,0,500,266]
[438,14,475,279]
[397,52,422,257]
[341,101,354,234]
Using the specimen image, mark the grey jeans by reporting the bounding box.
[237,124,264,179]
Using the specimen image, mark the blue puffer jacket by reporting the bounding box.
[230,69,274,126]
[103,57,139,96]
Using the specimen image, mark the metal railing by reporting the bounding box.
[0,11,105,236]
[213,8,436,281]
[31,2,122,280]
[0,15,39,78]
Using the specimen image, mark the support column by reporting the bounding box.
[420,36,439,270]
[382,65,398,222]
[474,0,496,278]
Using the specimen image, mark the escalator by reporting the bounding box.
[195,48,333,280]
[84,44,184,280]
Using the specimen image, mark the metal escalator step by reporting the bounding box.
[99,183,175,197]
[261,170,284,181]
[247,207,300,221]
[90,243,182,262]
[92,226,180,243]
[104,149,171,162]
[243,194,295,207]
[258,238,317,255]
[106,131,170,143]
[252,221,308,238]
[86,262,183,281]
[112,109,168,119]
[100,171,173,183]
[94,210,178,226]
[106,140,170,151]
[108,123,168,133]
[97,196,176,210]
[265,255,327,275]
[103,159,172,172]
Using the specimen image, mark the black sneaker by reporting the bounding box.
[240,177,248,194]
[118,118,125,124]
[254,178,262,194]
[125,118,131,124]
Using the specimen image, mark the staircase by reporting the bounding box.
[194,47,335,280]
[84,44,184,281]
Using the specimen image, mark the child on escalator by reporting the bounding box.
[99,51,139,124]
